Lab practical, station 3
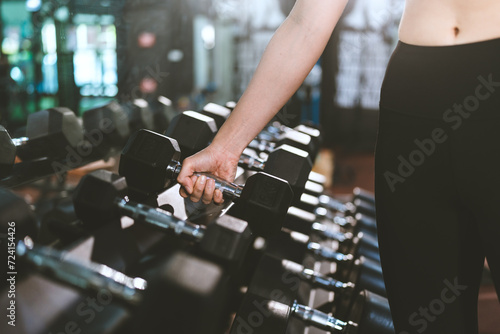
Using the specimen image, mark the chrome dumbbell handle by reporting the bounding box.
[307,242,354,263]
[166,160,243,199]
[291,301,353,332]
[17,238,146,305]
[115,197,205,241]
[281,259,355,292]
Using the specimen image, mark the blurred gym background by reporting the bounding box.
[0,1,498,330]
[0,0,404,193]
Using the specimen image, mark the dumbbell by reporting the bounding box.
[230,292,394,334]
[285,206,381,262]
[17,239,230,334]
[164,110,313,204]
[73,169,253,266]
[300,180,377,219]
[119,130,294,237]
[248,129,318,159]
[264,229,386,298]
[119,98,154,134]
[353,187,376,205]
[289,192,378,239]
[82,101,130,157]
[200,102,231,130]
[249,253,385,320]
[0,187,37,287]
[303,172,376,213]
[38,196,84,246]
[258,122,322,161]
[199,102,319,157]
[164,110,218,159]
[0,108,83,177]
[147,95,174,133]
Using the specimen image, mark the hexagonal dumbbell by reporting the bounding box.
[164,110,217,160]
[119,130,294,237]
[17,240,230,334]
[73,169,253,265]
[82,101,130,157]
[164,110,313,204]
[0,108,83,177]
[230,292,393,334]
[120,98,154,134]
[264,229,386,298]
[199,102,231,130]
[249,253,385,320]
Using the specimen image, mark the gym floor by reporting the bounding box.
[316,149,500,334]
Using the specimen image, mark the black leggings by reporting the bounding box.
[375,38,500,334]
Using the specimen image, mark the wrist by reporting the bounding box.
[210,136,245,163]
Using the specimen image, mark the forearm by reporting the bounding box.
[211,0,349,157]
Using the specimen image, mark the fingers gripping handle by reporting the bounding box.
[168,160,243,199]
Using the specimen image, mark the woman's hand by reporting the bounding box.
[177,143,241,205]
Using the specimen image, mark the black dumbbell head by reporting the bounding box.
[276,130,317,158]
[165,111,217,159]
[229,172,293,238]
[148,95,173,133]
[17,107,83,161]
[0,126,16,177]
[136,251,229,334]
[264,144,313,203]
[346,256,386,298]
[73,170,128,228]
[83,101,130,152]
[349,290,395,334]
[200,102,231,129]
[120,99,154,134]
[230,293,291,334]
[225,101,236,110]
[0,188,37,242]
[199,214,252,265]
[248,254,304,307]
[119,129,181,195]
[294,124,322,155]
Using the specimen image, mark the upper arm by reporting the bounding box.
[288,0,349,38]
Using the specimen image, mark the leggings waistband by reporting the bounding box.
[380,38,500,120]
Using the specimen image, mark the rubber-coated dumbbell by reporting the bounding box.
[0,108,83,177]
[17,239,230,334]
[82,101,130,157]
[249,254,384,320]
[0,187,37,288]
[119,130,294,237]
[230,292,393,334]
[265,229,386,298]
[164,110,217,159]
[200,102,231,130]
[73,169,253,265]
[285,206,381,262]
[147,95,174,133]
[164,111,313,203]
[288,193,378,239]
[120,99,154,134]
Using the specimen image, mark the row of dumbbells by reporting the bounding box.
[3,102,388,333]
[0,96,176,183]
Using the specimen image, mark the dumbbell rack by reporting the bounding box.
[0,151,112,189]
[0,102,386,334]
